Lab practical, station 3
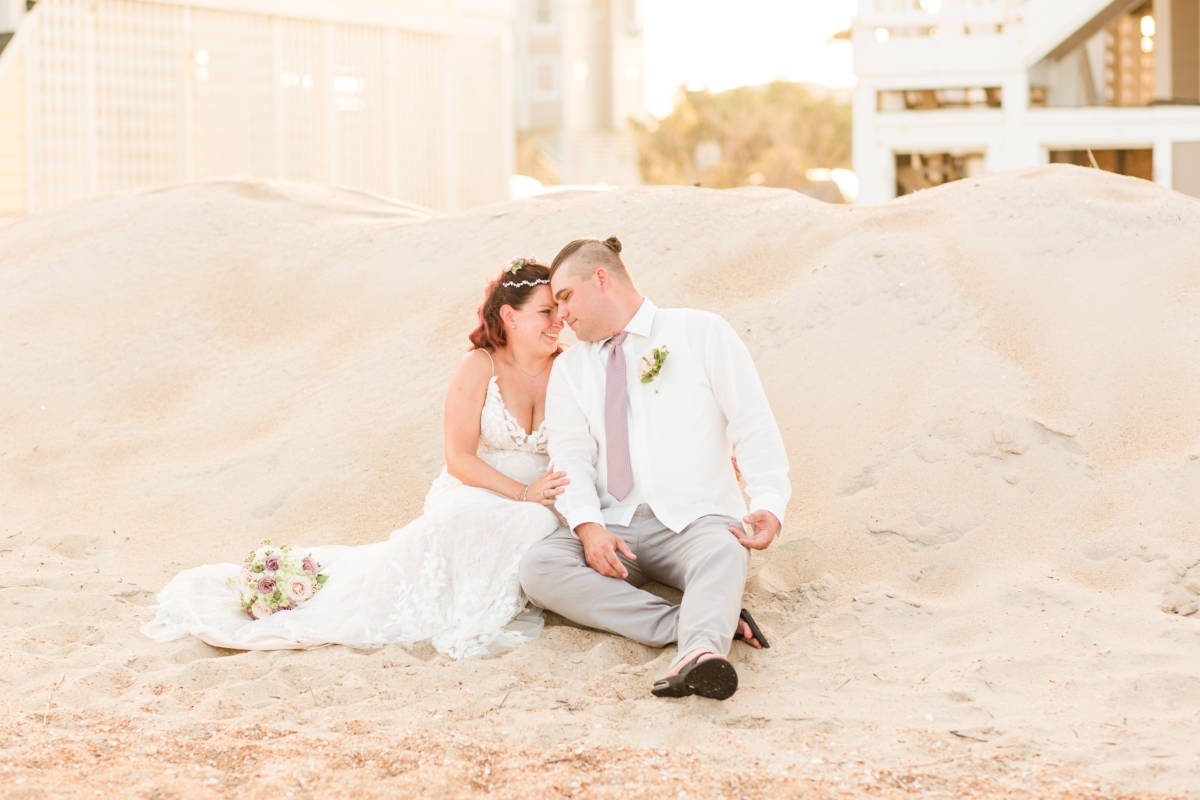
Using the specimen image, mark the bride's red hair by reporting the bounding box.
[468,261,552,351]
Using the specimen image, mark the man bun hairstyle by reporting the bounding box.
[468,260,551,351]
[549,235,628,280]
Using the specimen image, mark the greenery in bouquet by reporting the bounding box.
[228,540,328,618]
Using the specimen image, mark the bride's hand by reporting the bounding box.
[524,467,569,506]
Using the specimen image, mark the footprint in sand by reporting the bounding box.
[1161,558,1200,617]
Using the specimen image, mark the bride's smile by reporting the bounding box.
[503,284,563,361]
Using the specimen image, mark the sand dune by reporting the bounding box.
[2,166,1199,797]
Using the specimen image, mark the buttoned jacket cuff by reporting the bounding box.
[749,494,787,528]
[565,507,605,534]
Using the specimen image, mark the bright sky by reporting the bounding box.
[642,0,858,117]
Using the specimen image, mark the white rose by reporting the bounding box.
[284,575,313,603]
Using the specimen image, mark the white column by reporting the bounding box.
[1153,136,1174,187]
[1000,71,1039,170]
[877,141,895,202]
[324,25,337,185]
[272,17,285,180]
[984,144,1006,174]
[383,30,399,200]
[0,0,24,33]
[498,23,516,197]
[442,35,458,211]
[23,5,37,212]
[852,82,890,203]
[83,1,97,196]
[183,6,195,181]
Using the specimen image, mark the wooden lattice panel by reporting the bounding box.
[93,1,188,192]
[330,23,387,196]
[452,32,507,210]
[190,8,276,180]
[0,39,27,214]
[26,0,91,210]
[389,30,448,210]
[4,0,513,213]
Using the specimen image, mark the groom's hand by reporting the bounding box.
[575,522,636,579]
[729,510,781,550]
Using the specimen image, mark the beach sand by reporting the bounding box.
[2,165,1199,797]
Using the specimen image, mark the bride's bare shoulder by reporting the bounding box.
[450,348,494,385]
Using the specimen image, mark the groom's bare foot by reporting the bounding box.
[733,609,771,649]
[734,617,763,649]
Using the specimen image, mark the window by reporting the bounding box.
[531,56,559,101]
[894,151,986,196]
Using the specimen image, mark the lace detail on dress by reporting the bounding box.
[479,376,547,456]
[141,366,560,659]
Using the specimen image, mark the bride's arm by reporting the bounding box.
[443,349,529,500]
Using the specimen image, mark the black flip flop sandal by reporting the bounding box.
[651,654,738,700]
[733,608,771,649]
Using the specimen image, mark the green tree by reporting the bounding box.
[632,82,851,192]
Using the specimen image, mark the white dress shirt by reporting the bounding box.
[545,298,791,534]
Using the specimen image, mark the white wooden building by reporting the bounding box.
[512,0,645,187]
[852,0,1200,202]
[0,0,515,216]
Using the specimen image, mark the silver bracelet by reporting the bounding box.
[520,484,528,502]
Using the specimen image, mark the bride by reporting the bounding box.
[142,259,569,658]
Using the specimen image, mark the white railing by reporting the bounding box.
[855,0,1026,37]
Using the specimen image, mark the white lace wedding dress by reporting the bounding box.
[141,375,560,659]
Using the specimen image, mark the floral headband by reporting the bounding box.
[501,257,549,288]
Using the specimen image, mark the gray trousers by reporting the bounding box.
[518,504,749,657]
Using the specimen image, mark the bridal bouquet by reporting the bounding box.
[229,540,328,619]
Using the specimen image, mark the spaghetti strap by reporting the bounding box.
[482,348,495,375]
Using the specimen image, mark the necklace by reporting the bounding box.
[505,353,550,379]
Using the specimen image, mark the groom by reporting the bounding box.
[519,235,791,700]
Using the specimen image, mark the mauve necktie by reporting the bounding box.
[605,331,634,500]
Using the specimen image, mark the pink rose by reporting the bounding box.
[263,555,281,572]
[301,556,319,576]
[256,576,276,595]
[284,575,313,603]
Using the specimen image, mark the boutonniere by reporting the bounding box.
[639,346,669,384]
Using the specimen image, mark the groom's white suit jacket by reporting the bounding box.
[545,298,791,534]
